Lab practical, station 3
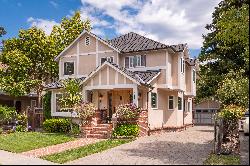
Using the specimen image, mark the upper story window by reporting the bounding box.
[64,62,74,75]
[168,96,174,110]
[180,57,185,73]
[178,97,182,110]
[151,92,157,109]
[85,36,90,46]
[193,69,196,83]
[101,56,114,65]
[125,55,146,68]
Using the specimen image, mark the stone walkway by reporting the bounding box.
[21,138,102,157]
[240,132,249,165]
[0,150,56,165]
[67,125,214,165]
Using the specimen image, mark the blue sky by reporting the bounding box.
[0,0,220,58]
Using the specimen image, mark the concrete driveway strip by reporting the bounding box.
[0,150,57,165]
[66,126,214,165]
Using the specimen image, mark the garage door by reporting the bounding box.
[193,109,217,125]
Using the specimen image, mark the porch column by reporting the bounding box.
[133,86,138,106]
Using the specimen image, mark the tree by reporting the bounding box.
[59,78,82,131]
[0,11,91,107]
[197,0,249,107]
[0,27,6,37]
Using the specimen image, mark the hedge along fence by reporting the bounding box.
[214,105,245,155]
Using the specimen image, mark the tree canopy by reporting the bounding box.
[197,0,249,108]
[0,11,91,106]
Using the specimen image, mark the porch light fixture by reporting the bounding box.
[99,94,103,100]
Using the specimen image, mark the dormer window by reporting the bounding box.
[64,62,74,75]
[85,36,90,46]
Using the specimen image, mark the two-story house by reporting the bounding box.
[46,31,197,130]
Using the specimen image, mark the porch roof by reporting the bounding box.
[44,77,86,90]
[81,61,161,86]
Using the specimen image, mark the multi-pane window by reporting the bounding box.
[64,62,74,75]
[168,96,174,110]
[193,69,196,82]
[178,97,182,110]
[125,55,146,68]
[55,93,62,112]
[151,92,157,108]
[101,57,114,64]
[85,36,90,45]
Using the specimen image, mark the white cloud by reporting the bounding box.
[27,17,59,35]
[80,0,221,49]
[49,1,58,8]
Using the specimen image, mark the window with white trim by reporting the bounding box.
[64,62,74,75]
[193,69,196,82]
[168,96,174,110]
[188,101,191,112]
[151,92,157,109]
[125,55,146,68]
[178,97,182,110]
[85,36,90,45]
[180,57,185,73]
[101,56,114,64]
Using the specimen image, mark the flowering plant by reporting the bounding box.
[75,102,97,125]
[218,104,245,120]
[115,103,141,120]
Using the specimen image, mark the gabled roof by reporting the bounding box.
[54,30,120,61]
[185,58,197,66]
[44,77,86,90]
[81,61,161,86]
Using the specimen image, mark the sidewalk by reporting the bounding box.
[0,150,57,165]
[240,133,249,165]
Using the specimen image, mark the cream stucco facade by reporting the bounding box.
[48,31,197,129]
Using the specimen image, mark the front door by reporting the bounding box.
[107,92,113,120]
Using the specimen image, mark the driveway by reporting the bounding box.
[67,125,214,165]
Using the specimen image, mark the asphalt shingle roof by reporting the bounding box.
[44,77,86,90]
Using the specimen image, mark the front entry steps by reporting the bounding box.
[82,123,113,139]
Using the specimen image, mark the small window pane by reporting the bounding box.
[125,57,129,68]
[169,96,174,109]
[56,94,62,112]
[108,57,114,63]
[137,55,141,66]
[141,55,146,66]
[129,57,134,68]
[151,92,157,108]
[64,62,74,75]
[133,56,137,67]
[101,58,107,64]
[178,97,182,110]
[193,70,196,82]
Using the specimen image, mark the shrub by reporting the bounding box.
[15,125,27,132]
[112,124,139,137]
[0,105,17,125]
[75,102,96,125]
[115,103,141,121]
[70,123,80,135]
[43,91,52,120]
[218,105,245,121]
[43,118,71,133]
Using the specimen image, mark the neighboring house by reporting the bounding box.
[45,31,197,130]
[0,62,38,113]
[193,99,220,125]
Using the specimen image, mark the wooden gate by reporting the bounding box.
[27,107,44,131]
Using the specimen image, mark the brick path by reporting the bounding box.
[21,138,103,158]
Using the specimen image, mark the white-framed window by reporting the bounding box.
[168,96,174,110]
[125,55,146,68]
[151,92,157,109]
[180,57,185,73]
[101,56,114,65]
[193,69,196,82]
[85,36,90,46]
[178,97,182,110]
[64,62,74,75]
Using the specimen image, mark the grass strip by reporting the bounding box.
[204,153,240,165]
[0,132,75,153]
[42,139,133,164]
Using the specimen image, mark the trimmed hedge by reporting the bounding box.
[43,118,71,133]
[112,124,139,137]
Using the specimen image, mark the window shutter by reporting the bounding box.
[141,55,146,66]
[125,57,129,68]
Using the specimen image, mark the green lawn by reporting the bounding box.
[42,139,133,164]
[0,132,75,153]
[204,153,240,165]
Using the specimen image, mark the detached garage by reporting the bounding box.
[193,99,220,125]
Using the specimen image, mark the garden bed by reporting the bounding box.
[204,153,240,165]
